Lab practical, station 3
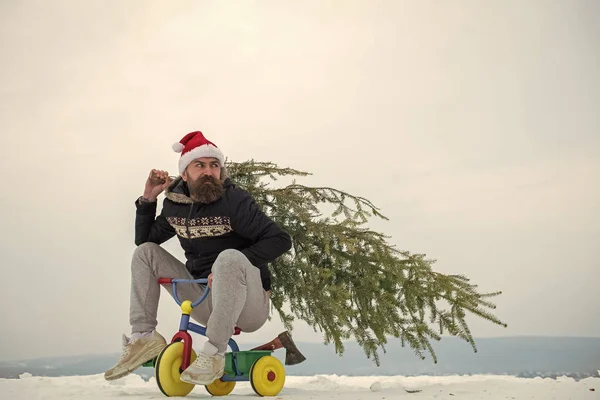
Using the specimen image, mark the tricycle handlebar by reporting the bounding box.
[158,278,209,284]
[158,277,210,308]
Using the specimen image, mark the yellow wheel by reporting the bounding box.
[249,355,286,397]
[205,378,236,396]
[155,342,197,397]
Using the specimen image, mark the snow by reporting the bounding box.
[2,373,598,399]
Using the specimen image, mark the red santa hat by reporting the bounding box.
[172,131,225,174]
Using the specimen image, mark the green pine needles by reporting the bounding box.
[227,160,507,365]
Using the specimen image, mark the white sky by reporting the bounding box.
[0,0,598,362]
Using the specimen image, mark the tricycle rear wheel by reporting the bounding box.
[249,355,286,397]
[205,378,236,396]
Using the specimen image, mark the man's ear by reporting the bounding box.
[181,168,188,182]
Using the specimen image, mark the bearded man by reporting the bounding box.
[104,131,292,385]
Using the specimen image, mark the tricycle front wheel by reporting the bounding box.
[155,342,197,397]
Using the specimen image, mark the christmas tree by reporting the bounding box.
[227,160,507,365]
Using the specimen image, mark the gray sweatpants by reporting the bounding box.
[130,242,270,353]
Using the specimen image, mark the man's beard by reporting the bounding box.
[187,175,224,204]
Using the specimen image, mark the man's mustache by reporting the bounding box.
[198,176,219,184]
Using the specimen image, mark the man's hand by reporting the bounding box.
[143,169,171,201]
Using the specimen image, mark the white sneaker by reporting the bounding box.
[180,342,225,385]
[104,330,167,381]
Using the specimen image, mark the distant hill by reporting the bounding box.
[1,337,599,380]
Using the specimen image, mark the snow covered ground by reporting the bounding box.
[2,373,598,399]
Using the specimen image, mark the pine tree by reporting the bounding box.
[227,160,507,365]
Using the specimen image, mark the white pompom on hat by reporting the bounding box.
[172,131,225,174]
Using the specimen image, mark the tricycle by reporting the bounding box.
[141,277,305,397]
